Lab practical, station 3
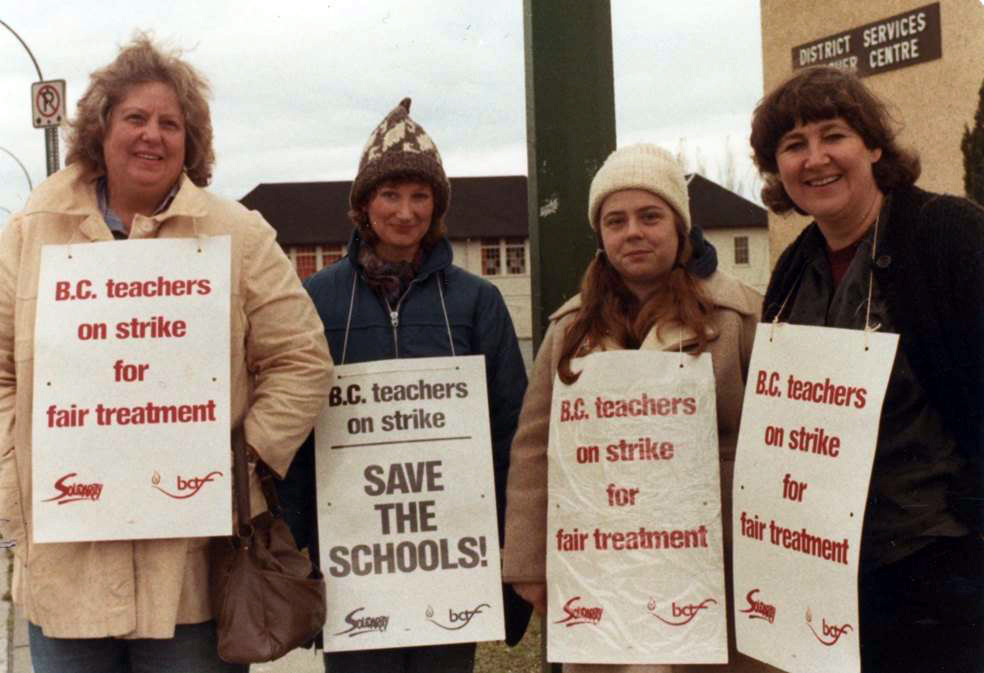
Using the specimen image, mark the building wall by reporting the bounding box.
[703,227,771,294]
[760,1,984,262]
[452,239,533,340]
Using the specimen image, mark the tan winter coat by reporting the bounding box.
[0,165,334,638]
[502,270,782,673]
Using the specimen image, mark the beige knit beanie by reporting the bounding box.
[587,144,691,233]
[350,97,450,219]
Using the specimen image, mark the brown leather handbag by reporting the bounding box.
[210,440,326,664]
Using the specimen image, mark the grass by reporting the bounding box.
[474,616,543,673]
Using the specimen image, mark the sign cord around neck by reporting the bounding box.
[862,213,881,353]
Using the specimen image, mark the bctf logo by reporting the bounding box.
[649,597,717,626]
[554,596,603,627]
[806,608,853,646]
[425,603,490,630]
[43,473,103,505]
[738,589,777,624]
[151,470,222,499]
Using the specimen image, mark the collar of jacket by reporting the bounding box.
[21,163,208,241]
[346,228,453,281]
[763,190,903,323]
[762,222,826,322]
[547,270,758,352]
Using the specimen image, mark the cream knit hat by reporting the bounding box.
[587,144,691,233]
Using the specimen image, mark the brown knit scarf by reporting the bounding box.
[358,244,425,306]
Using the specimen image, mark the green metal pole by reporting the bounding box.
[523,4,615,672]
[524,0,616,351]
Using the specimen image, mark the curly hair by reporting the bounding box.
[348,171,447,250]
[65,33,214,186]
[750,66,920,214]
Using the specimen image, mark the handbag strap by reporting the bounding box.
[231,439,284,540]
[231,438,253,541]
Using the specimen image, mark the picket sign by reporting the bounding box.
[733,323,898,673]
[33,237,232,542]
[315,355,505,651]
[546,350,727,665]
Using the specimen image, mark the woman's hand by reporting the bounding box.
[513,582,547,615]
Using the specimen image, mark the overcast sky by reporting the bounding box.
[0,1,764,226]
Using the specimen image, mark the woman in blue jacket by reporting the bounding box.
[278,98,530,673]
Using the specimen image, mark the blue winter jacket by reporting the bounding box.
[276,230,528,550]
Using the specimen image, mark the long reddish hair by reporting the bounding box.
[557,217,713,385]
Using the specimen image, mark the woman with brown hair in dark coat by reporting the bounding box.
[752,65,984,673]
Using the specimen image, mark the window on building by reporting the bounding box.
[290,244,345,280]
[322,245,343,267]
[734,236,749,265]
[481,238,501,276]
[505,237,526,275]
[481,238,528,277]
[294,246,318,279]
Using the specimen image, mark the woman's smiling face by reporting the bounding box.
[776,116,882,231]
[102,81,186,208]
[365,179,435,262]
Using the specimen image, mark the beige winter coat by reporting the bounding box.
[502,270,782,673]
[0,165,333,638]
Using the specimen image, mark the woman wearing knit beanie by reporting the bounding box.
[275,98,530,673]
[501,145,780,672]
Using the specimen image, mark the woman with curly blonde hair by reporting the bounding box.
[0,34,332,672]
[65,33,215,189]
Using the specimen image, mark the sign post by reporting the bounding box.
[31,79,65,176]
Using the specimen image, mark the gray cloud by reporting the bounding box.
[0,1,763,227]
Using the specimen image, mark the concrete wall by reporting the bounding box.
[760,1,984,262]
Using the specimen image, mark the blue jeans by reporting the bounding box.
[28,621,247,673]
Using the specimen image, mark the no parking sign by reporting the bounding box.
[32,79,66,128]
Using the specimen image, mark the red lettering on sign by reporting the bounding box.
[649,597,717,626]
[151,470,222,499]
[42,473,103,505]
[553,597,604,627]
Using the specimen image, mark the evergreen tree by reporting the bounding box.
[961,77,984,204]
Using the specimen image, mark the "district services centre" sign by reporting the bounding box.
[791,3,941,78]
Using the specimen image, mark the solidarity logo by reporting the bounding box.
[738,589,777,624]
[554,596,604,627]
[649,597,717,626]
[426,603,490,631]
[42,473,103,505]
[151,470,222,499]
[334,607,389,637]
[806,608,853,646]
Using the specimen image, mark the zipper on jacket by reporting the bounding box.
[384,298,400,357]
[383,277,425,358]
